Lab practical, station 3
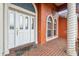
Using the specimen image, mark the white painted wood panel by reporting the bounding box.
[8,10,15,49]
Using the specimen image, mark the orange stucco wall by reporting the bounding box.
[58,17,79,42]
[58,16,67,41]
[36,4,56,44]
[35,4,79,44]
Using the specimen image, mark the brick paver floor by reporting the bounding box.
[22,38,67,56]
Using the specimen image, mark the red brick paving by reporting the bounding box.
[22,38,67,56]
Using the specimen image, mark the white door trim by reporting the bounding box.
[32,3,38,44]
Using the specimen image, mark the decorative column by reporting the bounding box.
[67,3,78,56]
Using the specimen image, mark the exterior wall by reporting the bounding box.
[58,16,67,41]
[36,4,56,44]
[58,16,79,41]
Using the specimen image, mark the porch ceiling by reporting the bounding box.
[55,3,79,12]
[54,3,64,6]
[57,3,79,18]
[53,3,67,11]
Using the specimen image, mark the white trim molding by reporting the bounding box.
[0,3,4,56]
[32,3,38,44]
[8,4,36,16]
[3,3,9,55]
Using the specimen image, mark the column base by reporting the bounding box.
[67,48,77,56]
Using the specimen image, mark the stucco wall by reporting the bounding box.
[35,3,79,44]
[36,3,56,44]
[58,16,67,41]
[58,16,79,41]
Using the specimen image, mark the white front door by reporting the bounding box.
[8,10,15,49]
[30,16,35,42]
[23,15,30,44]
[8,9,36,49]
[15,12,24,46]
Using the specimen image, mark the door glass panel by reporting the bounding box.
[19,15,23,29]
[47,16,53,37]
[54,19,57,36]
[9,11,14,30]
[31,17,34,29]
[25,16,28,29]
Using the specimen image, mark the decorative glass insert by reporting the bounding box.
[47,16,53,37]
[31,17,34,29]
[54,19,57,36]
[25,16,28,29]
[9,11,14,30]
[19,15,23,29]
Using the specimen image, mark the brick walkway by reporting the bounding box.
[22,38,67,56]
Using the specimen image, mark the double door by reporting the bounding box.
[8,9,35,49]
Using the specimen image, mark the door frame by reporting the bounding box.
[46,13,59,41]
[3,3,38,55]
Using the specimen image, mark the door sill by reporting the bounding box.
[46,36,58,42]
